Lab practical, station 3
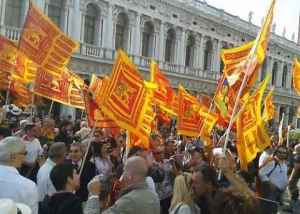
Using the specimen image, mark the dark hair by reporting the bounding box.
[194,164,218,188]
[128,146,145,158]
[0,127,11,138]
[211,190,260,214]
[92,142,105,158]
[50,163,75,191]
[59,120,72,130]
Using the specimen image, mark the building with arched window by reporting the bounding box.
[115,13,129,51]
[203,39,213,72]
[1,0,299,125]
[141,21,155,57]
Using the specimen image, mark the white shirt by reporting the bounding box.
[146,176,157,195]
[95,157,113,179]
[259,152,288,191]
[24,138,43,163]
[37,158,57,201]
[0,165,38,214]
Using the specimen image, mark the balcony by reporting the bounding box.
[77,43,221,82]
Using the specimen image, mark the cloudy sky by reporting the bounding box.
[205,0,299,41]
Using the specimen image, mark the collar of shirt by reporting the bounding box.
[0,165,19,175]
[46,158,56,167]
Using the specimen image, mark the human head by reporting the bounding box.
[189,148,205,168]
[170,173,193,210]
[128,146,148,160]
[50,163,79,192]
[192,164,218,198]
[122,156,148,185]
[92,142,109,159]
[152,145,165,162]
[274,146,288,161]
[0,137,27,168]
[0,127,11,140]
[70,142,83,163]
[60,120,73,136]
[48,142,67,164]
[211,190,258,214]
[24,123,36,138]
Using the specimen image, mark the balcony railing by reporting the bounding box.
[3,26,21,41]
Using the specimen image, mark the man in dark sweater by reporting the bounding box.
[48,163,82,214]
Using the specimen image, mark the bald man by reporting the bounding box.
[84,156,160,214]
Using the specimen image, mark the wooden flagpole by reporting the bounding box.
[79,126,95,177]
[48,100,54,117]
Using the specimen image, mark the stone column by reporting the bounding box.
[63,5,70,35]
[132,13,141,56]
[277,61,284,87]
[194,34,202,68]
[104,3,114,49]
[268,57,274,87]
[0,0,6,35]
[214,39,222,73]
[179,29,186,66]
[21,0,29,26]
[286,64,292,89]
[70,0,81,42]
[199,36,207,70]
[158,22,165,62]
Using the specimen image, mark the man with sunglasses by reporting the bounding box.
[0,137,38,214]
[259,146,289,214]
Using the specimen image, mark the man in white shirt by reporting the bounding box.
[0,136,38,214]
[37,142,66,202]
[21,123,43,180]
[259,146,289,214]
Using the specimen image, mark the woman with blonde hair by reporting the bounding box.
[169,173,200,214]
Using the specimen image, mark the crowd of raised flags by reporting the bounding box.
[0,0,288,171]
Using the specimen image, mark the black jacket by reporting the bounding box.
[47,192,83,214]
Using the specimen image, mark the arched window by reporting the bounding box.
[165,29,176,63]
[272,61,278,86]
[185,35,195,67]
[141,21,154,57]
[204,39,213,71]
[5,0,23,27]
[261,58,268,81]
[115,13,129,51]
[84,4,100,45]
[47,0,65,29]
[282,64,288,88]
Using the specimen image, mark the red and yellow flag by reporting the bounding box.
[263,88,275,122]
[0,35,37,83]
[222,0,275,91]
[150,60,175,115]
[293,58,300,95]
[34,68,84,109]
[19,2,78,79]
[177,85,203,137]
[101,50,155,146]
[236,76,271,170]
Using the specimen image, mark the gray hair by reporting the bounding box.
[0,137,25,163]
[48,142,66,161]
[124,156,148,178]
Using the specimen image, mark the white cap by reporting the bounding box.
[0,199,31,214]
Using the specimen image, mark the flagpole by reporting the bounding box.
[79,126,95,177]
[5,78,12,106]
[48,100,54,117]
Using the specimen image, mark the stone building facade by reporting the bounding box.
[0,0,300,126]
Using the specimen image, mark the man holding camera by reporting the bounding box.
[258,146,289,214]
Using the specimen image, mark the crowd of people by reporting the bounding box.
[0,112,300,214]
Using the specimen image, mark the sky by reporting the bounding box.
[205,0,299,41]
